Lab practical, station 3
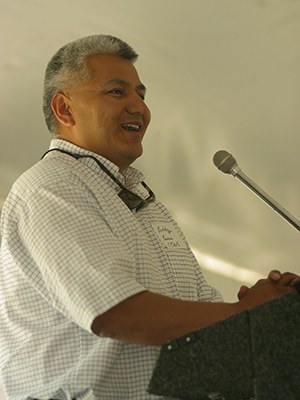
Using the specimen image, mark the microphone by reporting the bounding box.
[213,150,300,233]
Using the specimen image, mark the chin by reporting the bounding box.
[125,150,143,167]
[129,143,143,158]
[134,147,143,161]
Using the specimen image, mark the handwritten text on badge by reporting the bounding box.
[151,222,186,249]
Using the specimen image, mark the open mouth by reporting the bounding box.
[122,123,141,132]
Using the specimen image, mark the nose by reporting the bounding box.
[126,93,151,125]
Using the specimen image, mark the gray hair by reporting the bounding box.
[43,34,138,135]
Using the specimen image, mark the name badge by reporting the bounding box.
[151,222,186,249]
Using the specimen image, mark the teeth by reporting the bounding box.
[122,123,140,132]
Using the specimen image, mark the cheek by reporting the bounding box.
[72,102,93,125]
[87,108,108,131]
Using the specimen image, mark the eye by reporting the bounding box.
[109,88,124,96]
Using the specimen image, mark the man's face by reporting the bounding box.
[58,54,151,172]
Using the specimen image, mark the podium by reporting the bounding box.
[148,292,300,400]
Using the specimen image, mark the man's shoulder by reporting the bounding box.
[14,154,77,190]
[5,154,90,209]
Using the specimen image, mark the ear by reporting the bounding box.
[51,92,75,127]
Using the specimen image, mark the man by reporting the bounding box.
[0,34,298,399]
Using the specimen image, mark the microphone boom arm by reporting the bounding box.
[213,150,300,233]
[231,165,300,233]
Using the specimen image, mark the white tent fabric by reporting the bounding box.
[1,0,300,286]
[1,0,300,397]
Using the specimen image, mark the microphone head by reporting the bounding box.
[213,150,238,174]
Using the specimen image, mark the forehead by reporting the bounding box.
[86,54,142,85]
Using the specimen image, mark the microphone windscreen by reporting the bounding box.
[213,150,237,174]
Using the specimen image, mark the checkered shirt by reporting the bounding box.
[0,139,222,399]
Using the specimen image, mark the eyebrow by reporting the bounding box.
[105,78,146,92]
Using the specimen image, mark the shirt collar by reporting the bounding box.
[48,139,145,189]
